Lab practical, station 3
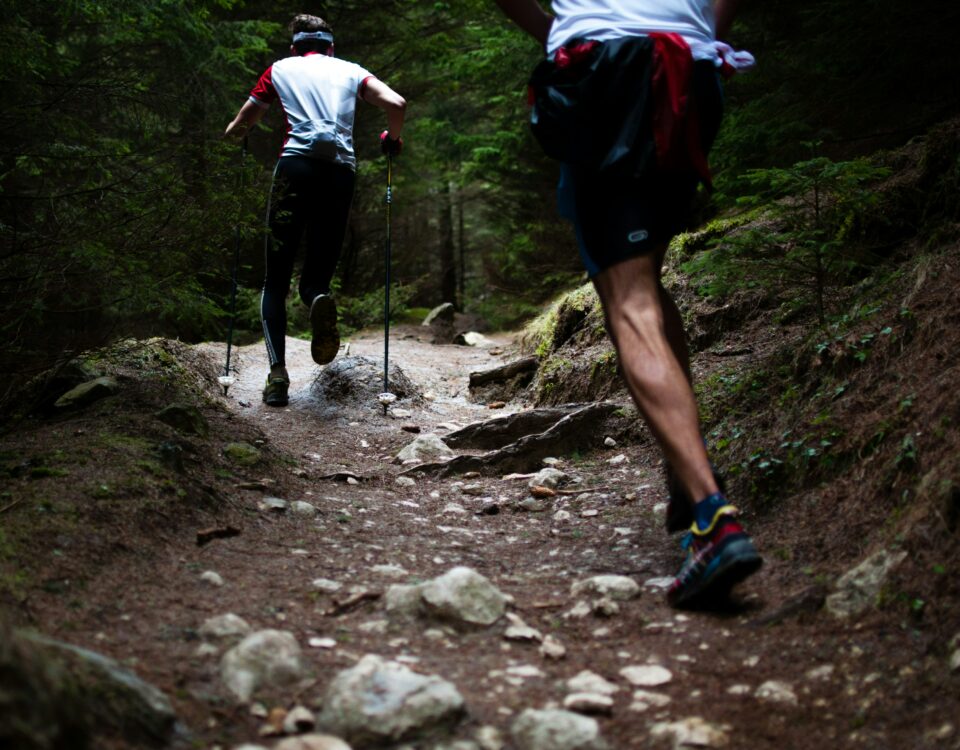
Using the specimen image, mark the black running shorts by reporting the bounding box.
[557,61,724,277]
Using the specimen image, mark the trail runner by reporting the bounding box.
[493,0,762,608]
[225,14,406,407]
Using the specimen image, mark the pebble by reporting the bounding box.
[580,509,599,518]
[642,577,674,591]
[283,706,317,734]
[540,635,567,660]
[273,736,353,750]
[201,570,225,587]
[311,578,342,594]
[259,497,288,512]
[564,601,592,619]
[755,680,798,705]
[629,690,672,712]
[603,437,617,447]
[567,671,619,696]
[443,503,468,515]
[506,664,545,679]
[517,498,547,512]
[649,717,729,748]
[553,510,572,522]
[395,476,416,487]
[572,575,640,601]
[805,664,835,680]
[199,613,251,640]
[504,614,543,642]
[529,468,567,489]
[390,408,412,418]
[371,564,409,578]
[194,643,219,658]
[607,454,628,465]
[475,725,505,750]
[462,484,486,496]
[619,665,673,687]
[290,501,318,516]
[308,637,337,649]
[563,693,614,715]
[726,684,751,695]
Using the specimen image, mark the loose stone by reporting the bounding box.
[283,706,317,734]
[649,717,729,748]
[563,693,615,715]
[220,630,306,703]
[511,708,608,750]
[259,497,288,512]
[504,613,543,642]
[571,575,640,601]
[629,690,671,712]
[199,613,251,640]
[290,501,319,517]
[566,671,619,696]
[311,578,342,594]
[395,476,417,487]
[754,680,798,705]
[201,570,225,587]
[619,665,672,687]
[540,635,567,660]
[273,736,353,750]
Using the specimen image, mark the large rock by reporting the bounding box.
[318,655,465,745]
[4,630,177,748]
[825,549,908,618]
[54,376,119,410]
[154,403,209,437]
[421,567,507,627]
[396,434,455,464]
[511,709,608,750]
[220,630,306,703]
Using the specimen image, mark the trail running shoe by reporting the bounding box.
[667,496,762,609]
[664,462,727,533]
[262,376,289,407]
[310,294,339,365]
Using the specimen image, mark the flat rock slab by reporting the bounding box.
[318,654,465,745]
[407,402,619,478]
[444,406,582,450]
[55,376,119,410]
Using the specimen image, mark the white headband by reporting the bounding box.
[292,31,334,44]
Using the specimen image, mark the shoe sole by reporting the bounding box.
[668,539,763,609]
[310,295,339,365]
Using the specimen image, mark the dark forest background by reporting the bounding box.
[2,0,958,407]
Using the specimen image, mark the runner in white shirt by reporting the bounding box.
[495,0,761,609]
[225,14,406,407]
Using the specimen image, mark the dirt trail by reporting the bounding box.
[9,326,956,750]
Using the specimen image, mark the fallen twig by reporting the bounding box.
[326,589,381,616]
[196,526,242,547]
[0,499,22,515]
[554,486,611,496]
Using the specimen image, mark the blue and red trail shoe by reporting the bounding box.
[667,494,762,609]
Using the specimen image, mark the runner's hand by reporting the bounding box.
[380,130,403,156]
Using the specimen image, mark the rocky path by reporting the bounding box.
[13,327,956,750]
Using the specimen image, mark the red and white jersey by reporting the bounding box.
[249,52,374,168]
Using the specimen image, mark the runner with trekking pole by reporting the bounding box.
[493,0,762,608]
[224,13,405,407]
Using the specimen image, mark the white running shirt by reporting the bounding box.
[547,0,717,56]
[250,52,374,168]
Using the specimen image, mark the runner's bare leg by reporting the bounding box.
[592,247,717,504]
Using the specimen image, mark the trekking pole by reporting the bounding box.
[219,135,247,396]
[377,153,397,415]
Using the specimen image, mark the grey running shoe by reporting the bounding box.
[310,294,340,365]
[262,376,289,407]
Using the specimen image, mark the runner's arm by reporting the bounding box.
[224,100,267,138]
[362,78,407,140]
[714,0,743,40]
[493,0,553,47]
